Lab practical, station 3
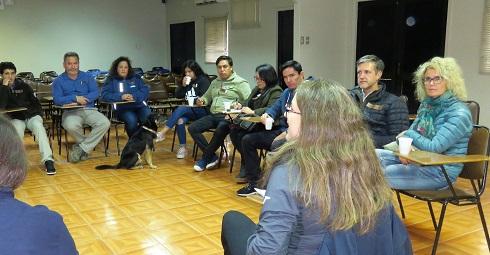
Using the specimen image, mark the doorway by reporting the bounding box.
[356,0,448,113]
[277,9,294,77]
[170,22,196,74]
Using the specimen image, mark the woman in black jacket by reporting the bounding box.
[156,60,210,159]
[230,64,283,182]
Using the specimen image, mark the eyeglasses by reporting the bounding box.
[284,104,301,117]
[254,76,263,81]
[423,76,443,85]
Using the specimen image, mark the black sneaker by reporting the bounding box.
[237,183,257,197]
[44,160,56,175]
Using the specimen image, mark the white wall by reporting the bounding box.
[0,0,168,76]
[446,0,490,126]
[294,0,354,84]
[165,0,294,85]
[295,0,490,126]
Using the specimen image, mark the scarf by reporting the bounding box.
[412,91,454,139]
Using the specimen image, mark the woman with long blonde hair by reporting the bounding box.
[221,79,412,255]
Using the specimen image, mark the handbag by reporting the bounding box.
[232,114,258,132]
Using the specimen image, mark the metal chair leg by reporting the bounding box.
[193,142,198,161]
[105,128,111,157]
[171,128,177,152]
[476,201,490,252]
[427,201,438,231]
[64,130,69,161]
[115,124,120,155]
[229,147,237,173]
[395,191,406,219]
[431,202,448,255]
[218,143,227,168]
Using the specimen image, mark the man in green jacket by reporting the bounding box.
[189,55,251,171]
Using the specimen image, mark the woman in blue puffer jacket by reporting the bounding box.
[101,56,151,137]
[376,57,473,190]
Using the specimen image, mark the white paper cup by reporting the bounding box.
[398,137,413,155]
[184,76,191,85]
[223,101,231,111]
[187,97,196,106]
[265,117,273,130]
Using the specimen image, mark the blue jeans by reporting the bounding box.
[166,106,207,145]
[376,149,449,190]
[116,106,151,137]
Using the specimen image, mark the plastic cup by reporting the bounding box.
[265,117,273,130]
[187,96,196,106]
[398,137,413,155]
[223,101,232,112]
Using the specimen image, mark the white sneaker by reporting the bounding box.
[205,155,220,169]
[176,146,187,159]
[155,132,165,142]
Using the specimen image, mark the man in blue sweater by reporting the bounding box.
[52,52,110,163]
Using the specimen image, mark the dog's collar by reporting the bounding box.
[141,126,158,136]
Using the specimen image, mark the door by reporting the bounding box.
[170,22,195,75]
[277,10,294,74]
[356,0,448,113]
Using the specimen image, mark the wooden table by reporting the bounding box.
[395,150,489,165]
[0,107,28,114]
[240,116,262,123]
[100,101,135,110]
[43,96,54,102]
[112,100,135,105]
[53,104,85,110]
[395,150,489,199]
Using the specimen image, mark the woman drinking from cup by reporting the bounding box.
[155,60,210,159]
[376,57,473,190]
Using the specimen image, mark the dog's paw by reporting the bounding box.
[149,164,157,169]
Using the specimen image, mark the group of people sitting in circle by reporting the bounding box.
[0,51,474,253]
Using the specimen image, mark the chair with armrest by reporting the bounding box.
[207,74,218,83]
[17,72,35,81]
[465,100,480,125]
[395,125,490,254]
[152,66,170,75]
[39,71,58,83]
[132,68,144,77]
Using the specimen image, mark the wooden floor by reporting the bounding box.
[15,129,490,254]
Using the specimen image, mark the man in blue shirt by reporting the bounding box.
[52,52,110,163]
[236,60,304,196]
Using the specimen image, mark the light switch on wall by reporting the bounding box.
[305,36,310,45]
[300,36,305,45]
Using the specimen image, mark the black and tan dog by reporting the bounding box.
[96,116,158,170]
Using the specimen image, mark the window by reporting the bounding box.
[231,0,260,29]
[205,16,228,63]
[480,0,490,74]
